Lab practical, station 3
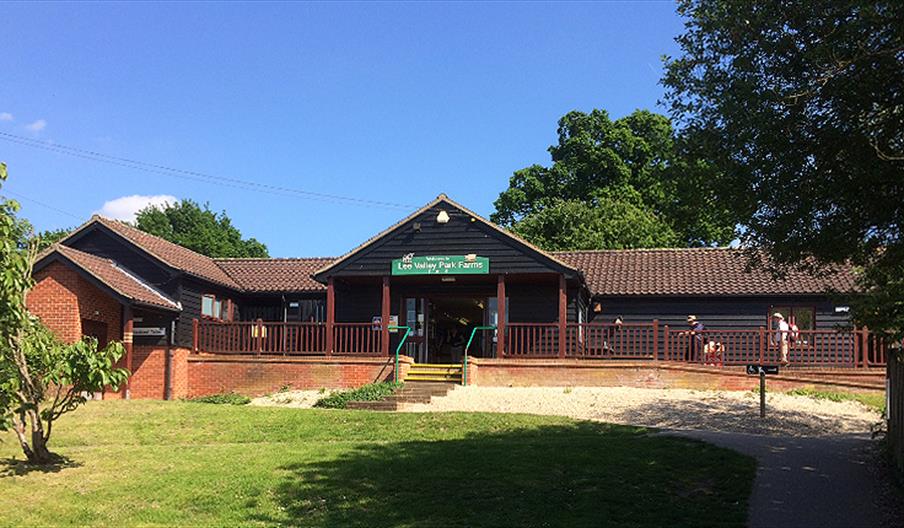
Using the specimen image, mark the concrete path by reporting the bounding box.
[666,429,899,528]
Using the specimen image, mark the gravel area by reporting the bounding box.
[250,389,330,408]
[403,387,882,437]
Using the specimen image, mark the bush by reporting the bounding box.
[314,382,402,409]
[189,392,251,405]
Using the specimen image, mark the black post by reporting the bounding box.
[760,369,766,419]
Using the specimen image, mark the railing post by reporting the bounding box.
[381,276,391,356]
[192,318,199,352]
[758,326,766,363]
[861,326,870,368]
[663,325,670,361]
[496,274,506,359]
[557,275,566,359]
[325,277,335,356]
[256,319,264,355]
[652,319,659,361]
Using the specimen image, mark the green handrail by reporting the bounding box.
[388,325,411,384]
[463,325,496,386]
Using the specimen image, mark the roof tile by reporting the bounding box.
[554,248,856,296]
[216,258,333,292]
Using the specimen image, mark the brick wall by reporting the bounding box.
[186,355,409,398]
[29,261,122,344]
[469,359,886,392]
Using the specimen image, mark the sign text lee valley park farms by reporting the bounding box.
[391,255,490,276]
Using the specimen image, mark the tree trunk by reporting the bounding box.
[28,430,55,464]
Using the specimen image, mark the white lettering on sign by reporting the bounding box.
[133,327,166,337]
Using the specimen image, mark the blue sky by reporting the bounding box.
[0,1,685,257]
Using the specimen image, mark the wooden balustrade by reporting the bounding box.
[565,323,658,359]
[332,322,382,355]
[192,318,889,368]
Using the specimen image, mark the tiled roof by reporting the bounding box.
[53,245,181,310]
[553,248,857,296]
[92,216,240,289]
[216,258,333,292]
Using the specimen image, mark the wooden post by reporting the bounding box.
[256,319,264,355]
[558,275,567,359]
[325,277,335,356]
[122,306,134,400]
[652,319,659,361]
[758,326,766,363]
[381,276,391,356]
[664,325,670,361]
[192,318,199,352]
[496,274,506,359]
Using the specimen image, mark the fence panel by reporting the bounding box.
[565,323,657,359]
[333,322,382,355]
[505,323,560,357]
[196,321,326,355]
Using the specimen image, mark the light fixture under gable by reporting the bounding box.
[436,210,450,224]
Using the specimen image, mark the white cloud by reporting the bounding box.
[25,119,47,132]
[95,194,178,222]
[0,112,13,122]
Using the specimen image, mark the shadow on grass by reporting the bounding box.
[0,455,82,477]
[250,420,755,527]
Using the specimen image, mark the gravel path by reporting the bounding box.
[402,386,881,437]
[250,390,329,408]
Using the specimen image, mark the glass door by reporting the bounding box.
[402,297,428,362]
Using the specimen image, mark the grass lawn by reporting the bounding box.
[0,401,756,527]
[784,387,887,414]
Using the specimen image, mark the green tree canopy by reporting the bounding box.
[35,227,73,252]
[135,199,268,258]
[491,109,737,250]
[662,0,904,336]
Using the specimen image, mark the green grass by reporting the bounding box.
[314,381,402,408]
[188,392,252,405]
[0,401,756,527]
[784,387,886,414]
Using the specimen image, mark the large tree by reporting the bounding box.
[0,163,128,464]
[135,199,268,258]
[492,109,737,250]
[662,1,904,335]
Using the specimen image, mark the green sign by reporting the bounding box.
[391,255,489,275]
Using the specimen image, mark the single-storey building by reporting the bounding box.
[29,194,885,398]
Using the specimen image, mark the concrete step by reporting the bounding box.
[405,375,462,382]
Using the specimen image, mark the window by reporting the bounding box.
[769,306,815,330]
[202,294,233,321]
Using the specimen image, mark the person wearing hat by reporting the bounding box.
[773,312,791,365]
[685,315,705,362]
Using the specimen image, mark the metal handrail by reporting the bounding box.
[388,325,411,383]
[464,325,496,386]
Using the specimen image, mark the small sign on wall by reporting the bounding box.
[133,327,166,337]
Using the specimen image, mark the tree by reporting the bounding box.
[492,109,737,250]
[35,227,72,252]
[135,199,269,258]
[0,162,128,464]
[662,1,904,336]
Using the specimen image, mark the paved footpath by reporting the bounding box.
[667,430,899,528]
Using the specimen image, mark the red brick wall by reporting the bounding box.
[186,355,409,398]
[29,261,122,344]
[469,359,885,392]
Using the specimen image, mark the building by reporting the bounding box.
[29,194,884,399]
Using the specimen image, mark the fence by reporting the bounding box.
[193,319,889,368]
[888,349,904,476]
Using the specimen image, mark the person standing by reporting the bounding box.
[685,315,705,362]
[773,312,791,365]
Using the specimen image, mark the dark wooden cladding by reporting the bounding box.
[67,226,177,293]
[316,201,578,279]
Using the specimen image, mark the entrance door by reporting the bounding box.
[428,297,487,362]
[402,298,428,362]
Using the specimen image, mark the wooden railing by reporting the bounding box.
[333,322,382,355]
[504,323,560,357]
[195,320,327,355]
[192,319,889,367]
[565,322,658,359]
[888,349,904,477]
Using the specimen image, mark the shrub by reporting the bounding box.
[314,382,402,409]
[189,392,251,405]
